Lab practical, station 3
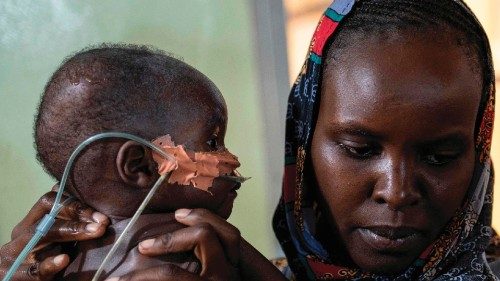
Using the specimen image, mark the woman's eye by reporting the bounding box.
[206,138,218,151]
[337,142,377,159]
[421,152,460,166]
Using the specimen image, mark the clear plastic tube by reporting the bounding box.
[2,132,175,281]
[91,173,168,281]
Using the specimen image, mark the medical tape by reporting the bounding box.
[151,135,242,192]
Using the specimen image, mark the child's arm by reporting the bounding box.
[0,190,109,281]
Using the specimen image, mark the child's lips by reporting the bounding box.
[218,171,248,191]
[231,182,241,192]
[219,175,251,184]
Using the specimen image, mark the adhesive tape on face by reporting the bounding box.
[151,135,241,193]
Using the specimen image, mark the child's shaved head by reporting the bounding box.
[35,44,227,183]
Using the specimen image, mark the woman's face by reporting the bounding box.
[311,34,482,274]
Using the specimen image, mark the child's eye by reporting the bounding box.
[206,138,218,151]
[337,141,379,159]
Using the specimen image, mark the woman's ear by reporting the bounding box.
[116,140,157,188]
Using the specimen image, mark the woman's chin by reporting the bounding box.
[346,227,429,275]
[354,254,414,276]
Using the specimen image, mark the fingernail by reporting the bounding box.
[53,254,65,266]
[175,208,191,219]
[86,222,99,233]
[105,278,119,281]
[139,238,155,250]
[92,212,107,223]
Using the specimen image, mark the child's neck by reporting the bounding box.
[62,213,199,280]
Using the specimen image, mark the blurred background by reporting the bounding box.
[0,0,498,259]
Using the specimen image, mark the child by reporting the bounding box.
[34,44,242,280]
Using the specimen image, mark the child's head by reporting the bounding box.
[35,44,240,220]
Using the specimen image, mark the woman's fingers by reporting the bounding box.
[138,208,241,280]
[6,211,107,258]
[1,190,109,281]
[52,196,98,223]
[0,254,69,281]
[139,224,234,279]
[17,216,108,252]
[1,233,34,259]
[12,191,109,244]
[12,191,59,239]
[135,208,285,281]
[105,265,203,281]
[173,208,241,266]
[37,254,69,280]
[39,214,108,243]
[12,190,108,239]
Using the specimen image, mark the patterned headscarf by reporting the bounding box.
[272,0,497,280]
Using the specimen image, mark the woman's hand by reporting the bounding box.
[0,190,109,281]
[106,208,286,281]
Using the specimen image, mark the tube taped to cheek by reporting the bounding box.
[152,135,241,192]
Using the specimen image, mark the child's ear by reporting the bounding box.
[116,140,157,188]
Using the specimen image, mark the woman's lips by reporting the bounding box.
[357,226,424,253]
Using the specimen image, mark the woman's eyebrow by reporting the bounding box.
[419,133,469,147]
[327,123,383,139]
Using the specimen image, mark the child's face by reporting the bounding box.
[311,33,482,274]
[146,83,240,219]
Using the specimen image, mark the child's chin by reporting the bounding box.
[215,191,238,219]
[217,191,238,219]
[217,210,232,220]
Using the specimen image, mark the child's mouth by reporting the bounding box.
[219,170,251,187]
[231,182,241,192]
[219,175,250,184]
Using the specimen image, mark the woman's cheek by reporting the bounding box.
[312,138,366,210]
[419,149,475,221]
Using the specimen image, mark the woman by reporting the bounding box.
[272,0,497,279]
[0,0,497,280]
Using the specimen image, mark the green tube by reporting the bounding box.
[91,173,169,281]
[2,132,175,281]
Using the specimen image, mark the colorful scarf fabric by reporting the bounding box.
[272,0,497,280]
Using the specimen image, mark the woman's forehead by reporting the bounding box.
[322,34,482,103]
[319,35,482,140]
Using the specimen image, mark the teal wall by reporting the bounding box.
[0,1,278,258]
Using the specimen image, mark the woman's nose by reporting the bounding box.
[372,157,421,210]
